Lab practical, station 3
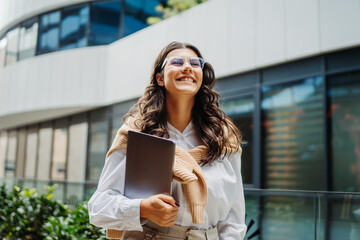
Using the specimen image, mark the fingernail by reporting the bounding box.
[175,201,180,207]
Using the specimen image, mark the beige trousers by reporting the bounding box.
[121,224,219,240]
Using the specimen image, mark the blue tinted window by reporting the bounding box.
[60,5,89,50]
[89,0,121,46]
[144,0,162,16]
[38,11,60,54]
[124,0,155,37]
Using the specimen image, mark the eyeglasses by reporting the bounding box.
[161,57,205,70]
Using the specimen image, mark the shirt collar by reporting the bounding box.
[167,121,194,136]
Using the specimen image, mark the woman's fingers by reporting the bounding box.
[157,194,178,207]
[140,194,179,226]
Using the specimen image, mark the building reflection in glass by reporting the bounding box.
[222,95,254,185]
[328,71,360,192]
[262,76,324,190]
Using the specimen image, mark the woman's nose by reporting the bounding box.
[182,61,193,71]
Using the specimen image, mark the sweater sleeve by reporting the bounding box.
[217,152,247,240]
[87,149,144,231]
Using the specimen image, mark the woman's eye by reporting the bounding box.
[190,59,200,67]
[170,58,184,66]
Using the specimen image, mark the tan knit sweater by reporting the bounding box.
[105,117,241,239]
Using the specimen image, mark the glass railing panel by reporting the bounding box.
[85,181,98,201]
[244,189,360,240]
[1,178,358,239]
[244,193,261,239]
[321,193,360,240]
[245,189,317,240]
[262,196,315,240]
[65,182,85,207]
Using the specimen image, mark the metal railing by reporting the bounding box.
[1,178,359,240]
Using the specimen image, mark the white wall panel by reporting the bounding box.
[106,34,146,104]
[319,0,360,51]
[229,0,256,74]
[105,22,168,104]
[285,0,320,59]
[203,0,231,77]
[64,50,81,106]
[34,56,51,110]
[256,0,286,66]
[0,71,6,115]
[5,65,17,114]
[29,60,43,111]
[18,61,29,112]
[48,52,66,108]
[183,2,209,54]
[163,15,188,43]
[0,68,10,115]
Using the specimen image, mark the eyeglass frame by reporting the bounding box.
[160,57,206,70]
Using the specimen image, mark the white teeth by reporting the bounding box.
[180,78,194,83]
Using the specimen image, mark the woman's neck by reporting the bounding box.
[166,96,194,133]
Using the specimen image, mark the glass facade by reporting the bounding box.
[60,5,89,50]
[51,125,68,181]
[37,125,53,180]
[87,110,108,182]
[38,11,61,54]
[5,27,20,66]
[0,36,7,69]
[89,0,122,46]
[15,129,26,178]
[67,122,88,182]
[66,121,88,204]
[0,0,164,69]
[262,77,325,190]
[5,131,17,178]
[0,132,8,178]
[222,95,255,185]
[24,127,38,179]
[19,18,38,60]
[328,71,360,192]
[123,0,150,36]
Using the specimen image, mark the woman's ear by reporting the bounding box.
[156,73,164,86]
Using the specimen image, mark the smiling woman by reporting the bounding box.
[156,48,204,117]
[88,42,247,240]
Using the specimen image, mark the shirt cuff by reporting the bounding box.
[114,198,144,231]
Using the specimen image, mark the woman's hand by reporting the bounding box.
[140,194,179,227]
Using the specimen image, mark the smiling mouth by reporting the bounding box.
[177,77,195,83]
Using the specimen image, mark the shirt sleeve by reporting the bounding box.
[217,152,247,240]
[87,149,144,231]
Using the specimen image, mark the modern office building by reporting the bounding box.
[1,0,360,239]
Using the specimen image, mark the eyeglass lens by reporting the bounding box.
[169,57,204,68]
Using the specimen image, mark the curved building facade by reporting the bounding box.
[1,0,360,239]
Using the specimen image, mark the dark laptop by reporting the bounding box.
[124,130,175,199]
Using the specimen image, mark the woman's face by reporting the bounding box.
[156,48,203,99]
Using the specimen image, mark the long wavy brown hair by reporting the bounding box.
[125,41,242,165]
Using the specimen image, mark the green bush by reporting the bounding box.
[0,184,105,240]
[43,203,106,240]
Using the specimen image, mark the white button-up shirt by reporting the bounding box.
[88,122,247,239]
